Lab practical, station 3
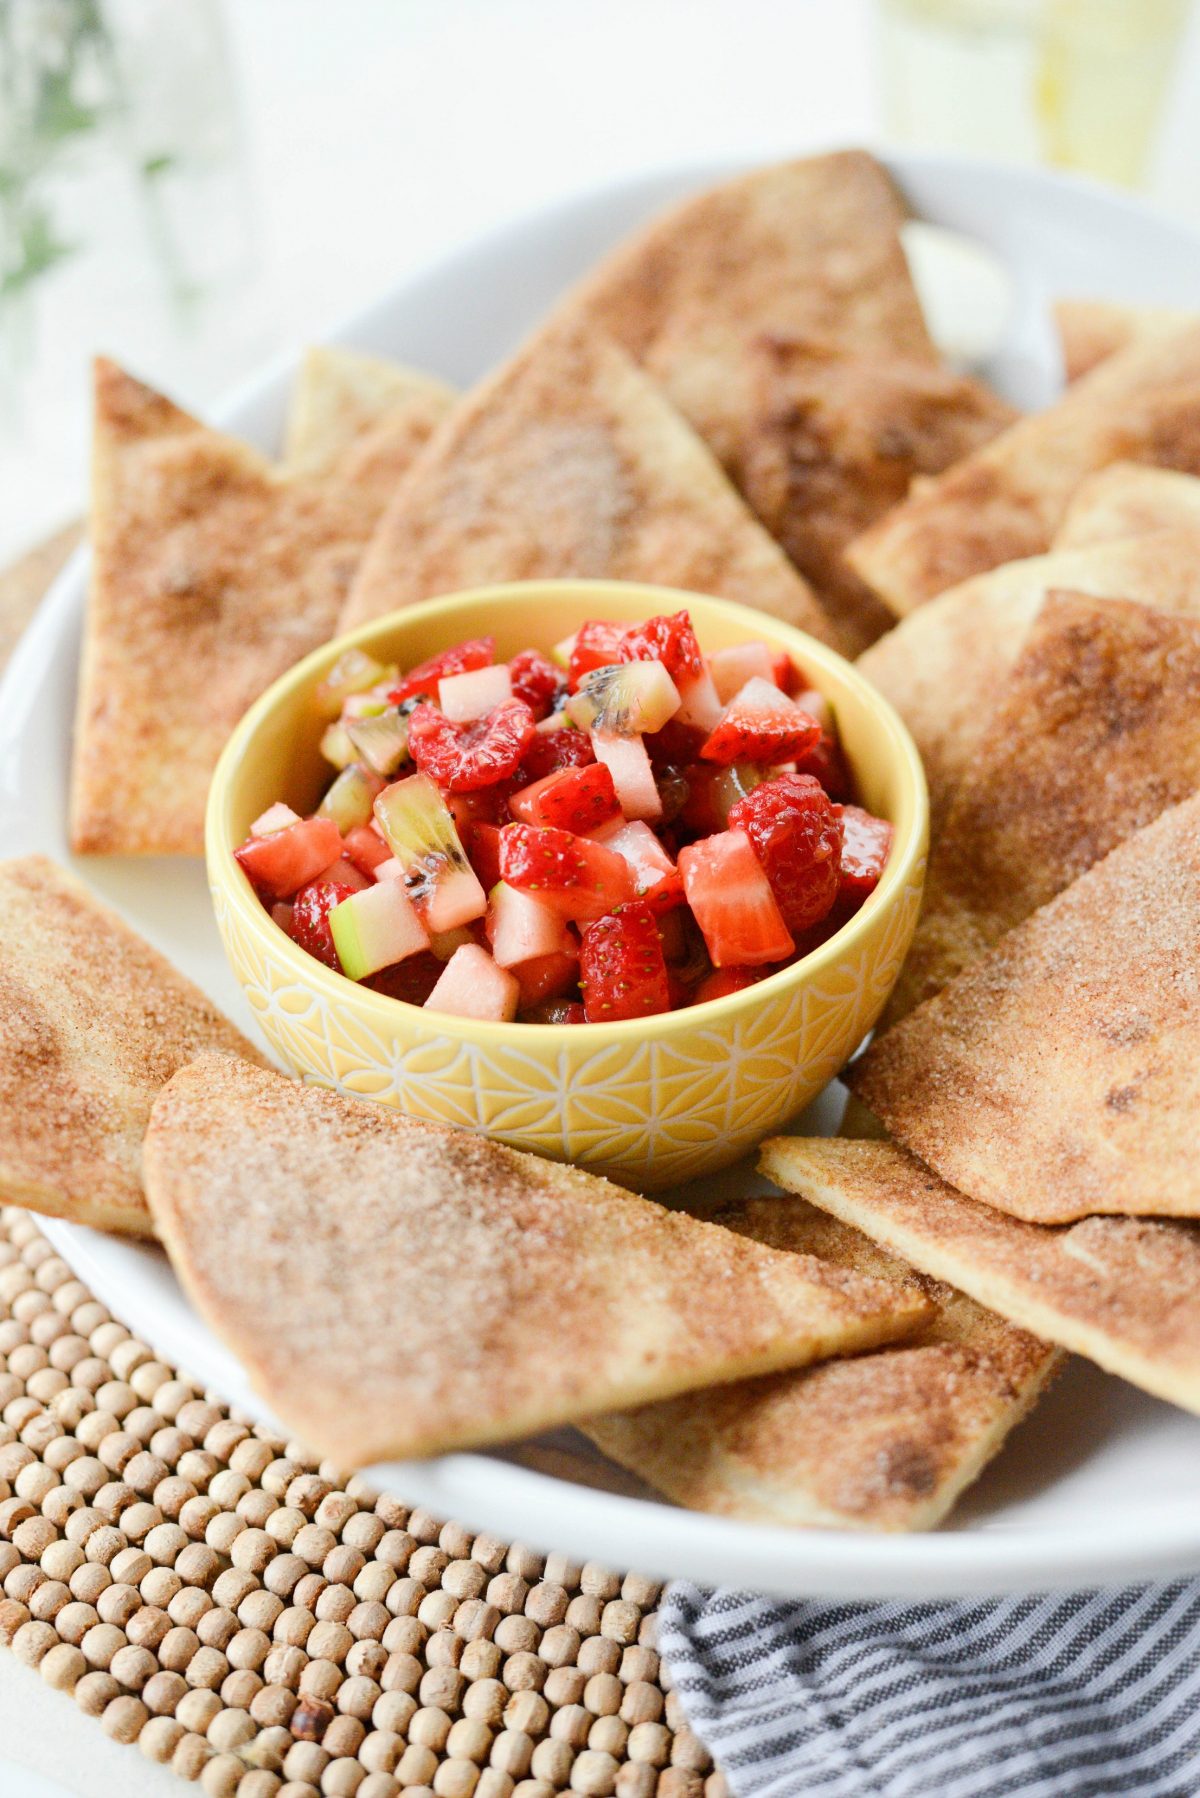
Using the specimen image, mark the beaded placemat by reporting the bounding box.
[0,1206,726,1798]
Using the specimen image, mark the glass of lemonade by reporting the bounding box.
[875,0,1193,187]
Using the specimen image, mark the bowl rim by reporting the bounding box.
[207,578,928,1043]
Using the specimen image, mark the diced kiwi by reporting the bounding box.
[318,765,382,834]
[565,661,680,736]
[374,773,486,931]
[345,706,411,776]
[315,648,395,718]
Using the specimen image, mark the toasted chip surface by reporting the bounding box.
[143,1057,930,1467]
[284,345,456,478]
[340,324,835,641]
[1055,299,1193,384]
[851,794,1200,1223]
[72,359,382,856]
[588,1193,1058,1532]
[845,321,1200,615]
[1055,462,1200,549]
[762,1137,1200,1417]
[734,338,1015,655]
[560,151,935,475]
[885,592,1200,1021]
[856,528,1200,830]
[0,857,261,1236]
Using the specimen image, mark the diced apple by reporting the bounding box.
[590,731,661,822]
[250,802,301,838]
[513,946,579,1009]
[329,880,430,979]
[425,944,520,1022]
[709,643,779,703]
[438,663,513,722]
[674,664,725,730]
[487,882,572,969]
[601,821,683,911]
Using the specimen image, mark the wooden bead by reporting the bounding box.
[267,1508,307,1549]
[461,1640,503,1683]
[264,1644,307,1688]
[613,1766,655,1798]
[583,1672,622,1717]
[494,1615,539,1656]
[177,1686,223,1733]
[40,1641,87,1691]
[109,1642,157,1689]
[360,1729,401,1773]
[316,1585,355,1625]
[69,1563,110,1607]
[214,1568,259,1612]
[587,1716,627,1758]
[172,1734,212,1783]
[337,1675,381,1720]
[490,1732,533,1778]
[619,1681,662,1726]
[200,1750,244,1796]
[245,1721,293,1769]
[170,1586,214,1630]
[397,1743,438,1787]
[42,1485,82,1530]
[418,1589,457,1632]
[221,1667,263,1710]
[627,1721,670,1767]
[434,1761,479,1797]
[283,1739,331,1783]
[4,1562,44,1604]
[141,1565,182,1608]
[420,1666,465,1712]
[461,1678,506,1728]
[102,1693,149,1744]
[504,1691,548,1737]
[529,1738,573,1785]
[207,1705,256,1752]
[74,1669,121,1716]
[538,1625,581,1670]
[252,1684,299,1729]
[577,1636,620,1679]
[372,1690,418,1735]
[11,1617,55,1666]
[425,1630,463,1672]
[128,1604,171,1651]
[186,1644,230,1689]
[161,1625,201,1671]
[475,1774,515,1798]
[501,1652,545,1694]
[346,1640,388,1683]
[29,1578,70,1621]
[343,1514,385,1556]
[97,1580,141,1627]
[657,1774,705,1798]
[505,1546,543,1583]
[228,1625,272,1671]
[198,1605,239,1651]
[143,1669,189,1715]
[324,1714,366,1759]
[84,1524,128,1564]
[139,1714,187,1762]
[670,1729,711,1772]
[81,1621,126,1668]
[455,1600,500,1644]
[447,1718,493,1764]
[550,1705,590,1749]
[376,1532,415,1572]
[292,1692,335,1741]
[410,1705,453,1752]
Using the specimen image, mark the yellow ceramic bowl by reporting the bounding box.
[207,581,927,1190]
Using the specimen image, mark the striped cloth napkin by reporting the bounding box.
[660,1580,1200,1797]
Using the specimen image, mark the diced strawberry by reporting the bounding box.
[522,999,587,1025]
[513,947,580,1009]
[342,824,392,878]
[234,816,343,900]
[446,785,515,831]
[517,728,596,784]
[509,648,566,721]
[367,951,444,1007]
[409,700,536,792]
[465,822,504,892]
[691,966,763,1005]
[839,806,893,900]
[568,620,626,691]
[290,879,359,969]
[702,679,823,766]
[600,821,684,913]
[509,763,620,834]
[728,774,842,933]
[794,729,853,801]
[271,902,294,934]
[678,829,795,967]
[389,637,494,705]
[619,609,704,682]
[580,902,671,1022]
[498,824,637,921]
[310,856,370,895]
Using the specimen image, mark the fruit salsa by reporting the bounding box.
[233,612,893,1025]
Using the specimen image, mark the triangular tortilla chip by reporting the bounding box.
[284,345,456,478]
[0,857,263,1237]
[850,794,1200,1223]
[341,324,835,641]
[885,591,1200,1022]
[845,321,1200,615]
[856,528,1200,829]
[762,1138,1200,1417]
[73,359,382,856]
[1055,462,1200,549]
[733,337,1016,655]
[1055,299,1193,384]
[560,151,936,475]
[587,1193,1059,1532]
[142,1056,930,1466]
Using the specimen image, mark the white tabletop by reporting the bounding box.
[3,0,1200,1791]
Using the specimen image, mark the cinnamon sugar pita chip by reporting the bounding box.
[856,528,1200,830]
[284,345,456,479]
[73,359,383,856]
[885,591,1200,1022]
[850,794,1200,1224]
[142,1057,931,1467]
[1054,462,1200,549]
[734,337,1015,655]
[762,1137,1200,1417]
[1055,299,1192,384]
[0,857,263,1237]
[559,151,936,476]
[341,324,835,642]
[587,1194,1058,1532]
[845,321,1200,615]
